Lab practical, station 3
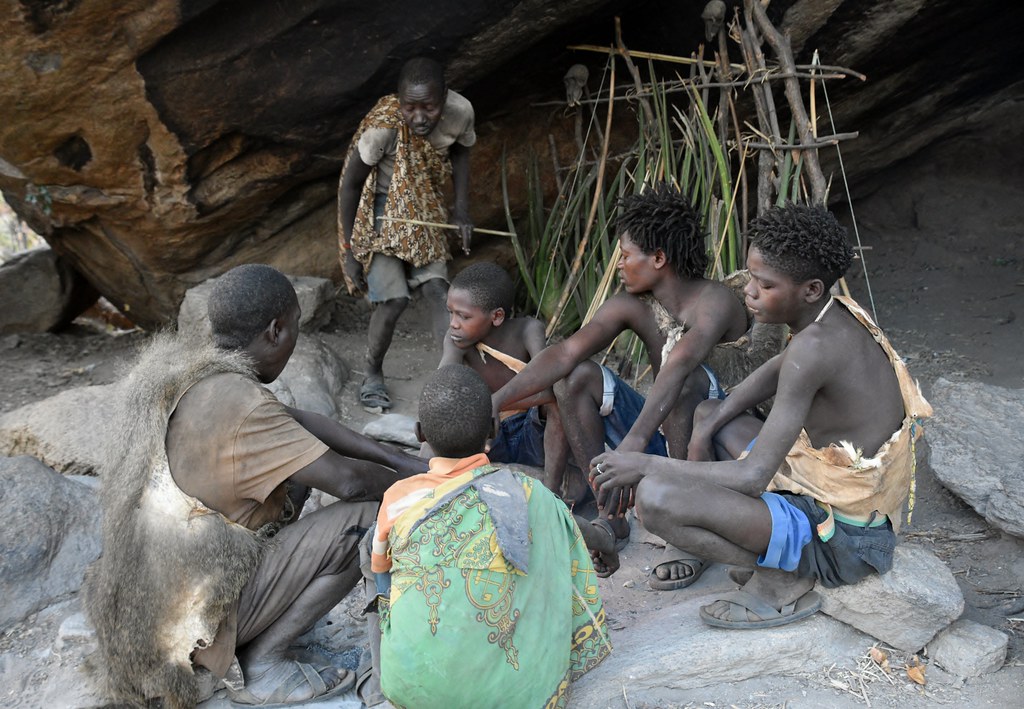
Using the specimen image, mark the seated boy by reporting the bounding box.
[85,264,427,707]
[439,262,660,507]
[369,364,611,708]
[590,204,932,628]
[492,183,750,582]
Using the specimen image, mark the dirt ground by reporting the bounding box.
[2,168,1023,705]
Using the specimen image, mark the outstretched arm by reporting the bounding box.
[449,142,472,254]
[592,340,824,499]
[287,406,428,477]
[687,353,783,457]
[492,301,629,416]
[290,450,398,502]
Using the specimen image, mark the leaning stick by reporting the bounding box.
[376,216,514,237]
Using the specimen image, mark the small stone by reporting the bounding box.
[54,611,95,651]
[928,619,1007,678]
[622,579,635,588]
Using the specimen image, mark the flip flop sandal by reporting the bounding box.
[647,543,707,590]
[699,589,822,630]
[227,660,355,707]
[360,374,392,413]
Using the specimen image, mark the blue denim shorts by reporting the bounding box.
[599,366,668,456]
[487,408,546,469]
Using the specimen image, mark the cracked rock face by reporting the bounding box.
[3,0,1022,326]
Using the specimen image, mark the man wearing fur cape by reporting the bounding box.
[84,264,427,708]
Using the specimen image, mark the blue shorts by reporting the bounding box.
[487,408,546,469]
[599,366,668,456]
[758,492,896,588]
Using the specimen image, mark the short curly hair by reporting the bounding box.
[419,365,493,458]
[450,263,515,314]
[616,182,708,279]
[747,204,853,288]
[207,264,297,350]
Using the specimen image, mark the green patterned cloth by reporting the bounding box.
[379,465,611,708]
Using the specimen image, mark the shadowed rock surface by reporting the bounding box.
[2,0,1023,326]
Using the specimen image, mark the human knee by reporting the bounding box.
[693,398,722,426]
[556,360,600,401]
[636,474,701,534]
[635,475,672,532]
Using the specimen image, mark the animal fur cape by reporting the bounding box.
[83,332,265,708]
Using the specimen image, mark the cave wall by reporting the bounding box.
[1,0,1022,326]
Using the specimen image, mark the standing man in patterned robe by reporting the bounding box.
[338,57,475,412]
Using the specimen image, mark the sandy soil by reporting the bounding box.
[1,173,1022,705]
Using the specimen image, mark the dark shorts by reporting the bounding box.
[599,366,669,456]
[487,370,670,469]
[487,408,547,469]
[759,492,896,589]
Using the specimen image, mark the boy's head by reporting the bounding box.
[446,263,514,348]
[616,182,708,280]
[746,204,853,290]
[208,264,299,382]
[418,364,493,458]
[397,57,447,137]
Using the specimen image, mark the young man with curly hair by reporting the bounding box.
[491,182,750,583]
[590,204,932,629]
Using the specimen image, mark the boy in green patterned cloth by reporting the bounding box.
[369,365,611,708]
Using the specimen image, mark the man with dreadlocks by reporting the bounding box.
[491,182,749,584]
[338,56,475,413]
[590,204,931,629]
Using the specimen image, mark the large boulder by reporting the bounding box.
[569,589,868,702]
[0,457,102,631]
[177,273,336,339]
[267,335,350,419]
[926,378,1024,538]
[0,384,117,476]
[0,247,97,334]
[2,0,1023,326]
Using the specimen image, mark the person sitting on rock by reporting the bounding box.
[491,182,750,583]
[84,264,427,708]
[367,364,611,708]
[338,56,475,413]
[589,204,932,629]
